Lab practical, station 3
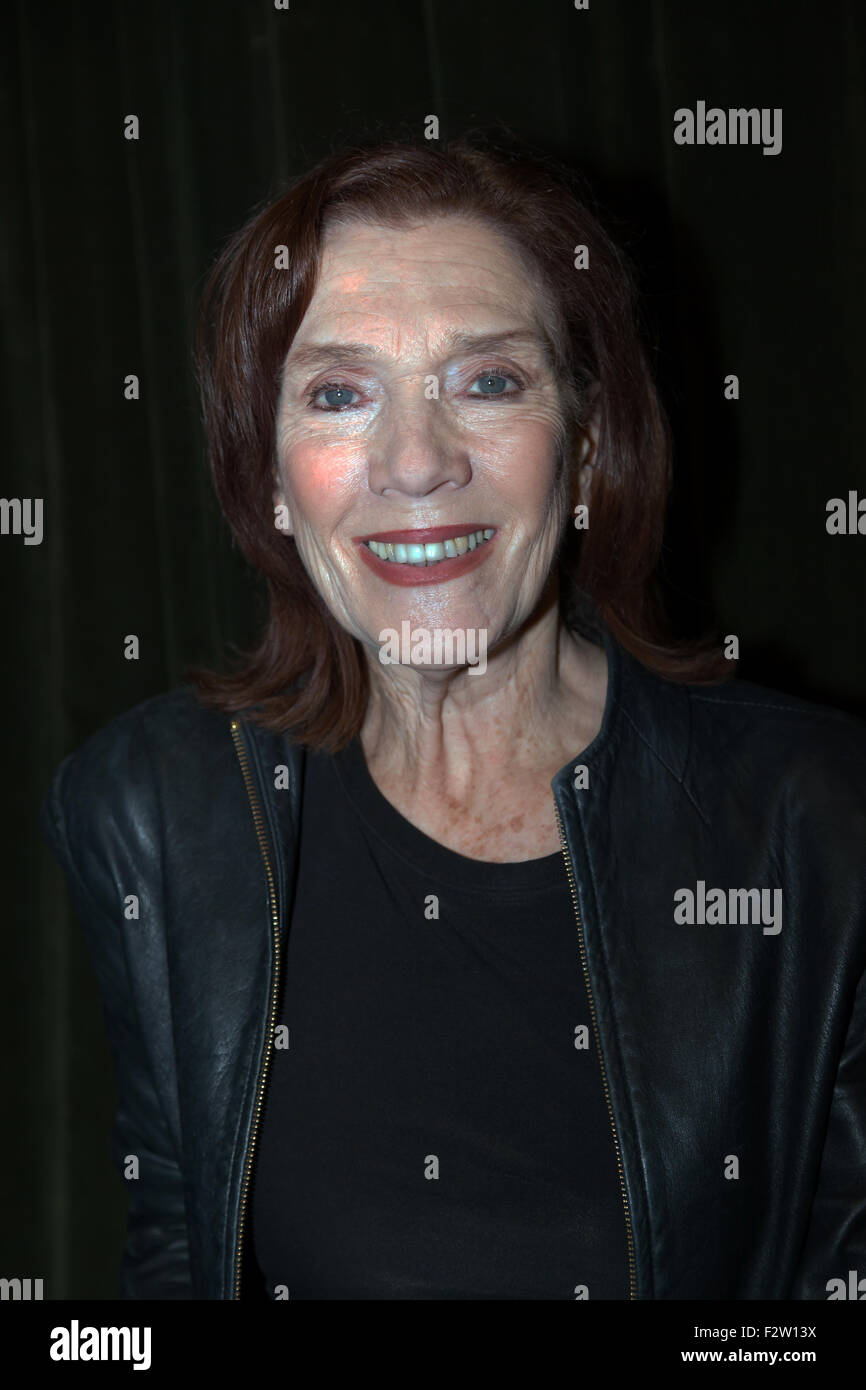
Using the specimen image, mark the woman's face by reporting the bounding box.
[274,214,575,666]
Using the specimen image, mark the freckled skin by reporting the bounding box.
[273,215,607,861]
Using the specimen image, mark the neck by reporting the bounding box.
[359,583,608,803]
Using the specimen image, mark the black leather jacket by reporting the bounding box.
[40,625,866,1300]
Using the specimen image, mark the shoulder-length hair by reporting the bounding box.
[190,134,730,752]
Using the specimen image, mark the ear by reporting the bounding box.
[272,477,294,538]
[575,384,602,504]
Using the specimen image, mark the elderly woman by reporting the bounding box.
[41,138,866,1302]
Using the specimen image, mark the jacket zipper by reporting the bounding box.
[230,718,282,1300]
[553,796,637,1300]
[228,723,635,1299]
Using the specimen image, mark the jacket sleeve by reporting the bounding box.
[41,747,195,1299]
[789,959,866,1299]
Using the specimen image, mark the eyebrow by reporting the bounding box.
[283,329,553,375]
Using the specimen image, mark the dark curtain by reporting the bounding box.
[3,0,864,1296]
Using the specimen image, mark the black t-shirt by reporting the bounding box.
[251,737,629,1299]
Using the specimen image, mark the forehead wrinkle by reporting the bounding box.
[284,328,555,377]
[319,235,542,303]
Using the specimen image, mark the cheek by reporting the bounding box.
[279,438,359,518]
[480,412,565,501]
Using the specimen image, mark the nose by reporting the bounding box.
[366,383,473,500]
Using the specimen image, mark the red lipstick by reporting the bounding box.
[354,523,491,544]
[355,527,497,587]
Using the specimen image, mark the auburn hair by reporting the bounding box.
[189,133,730,752]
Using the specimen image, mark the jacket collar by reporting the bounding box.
[551,620,693,805]
[239,619,696,942]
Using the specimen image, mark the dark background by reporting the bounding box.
[3,0,864,1297]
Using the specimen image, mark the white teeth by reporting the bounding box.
[366,529,494,565]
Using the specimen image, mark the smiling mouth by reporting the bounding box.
[363,528,495,567]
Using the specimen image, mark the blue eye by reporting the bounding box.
[307,370,523,409]
[310,383,359,410]
[467,372,521,398]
